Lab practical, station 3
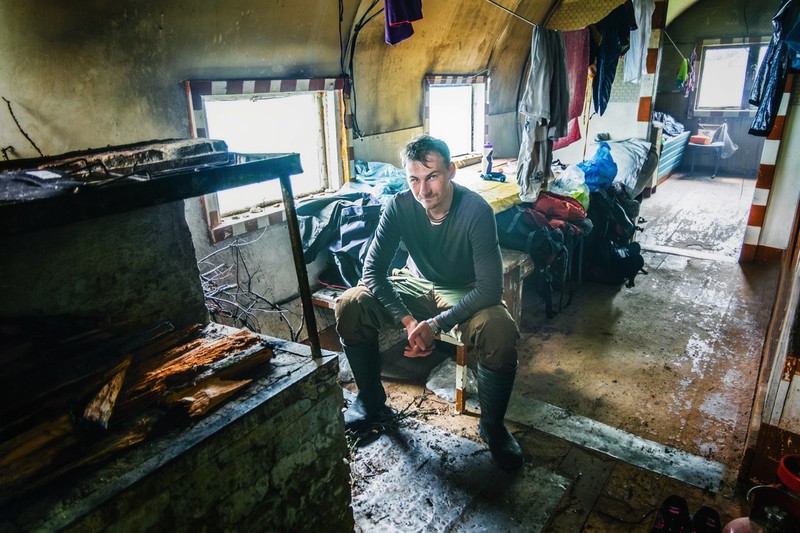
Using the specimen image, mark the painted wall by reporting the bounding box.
[761,93,800,253]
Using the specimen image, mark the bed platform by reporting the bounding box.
[657,130,691,183]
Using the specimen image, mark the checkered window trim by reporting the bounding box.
[423,75,490,145]
[183,77,351,243]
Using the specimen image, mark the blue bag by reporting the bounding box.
[577,142,617,192]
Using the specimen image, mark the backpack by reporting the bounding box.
[589,240,645,288]
[496,204,565,265]
[609,182,641,222]
[495,204,570,318]
[584,189,647,288]
[530,190,588,227]
[588,188,638,245]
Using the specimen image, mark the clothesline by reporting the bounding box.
[484,0,536,26]
[663,30,686,60]
[486,0,677,65]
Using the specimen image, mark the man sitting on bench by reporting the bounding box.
[334,135,523,470]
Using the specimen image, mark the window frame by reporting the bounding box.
[184,78,352,243]
[691,37,771,118]
[423,74,490,157]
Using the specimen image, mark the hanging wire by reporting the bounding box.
[663,30,686,60]
[343,0,382,139]
[484,0,535,26]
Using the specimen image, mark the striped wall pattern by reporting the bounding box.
[423,74,490,146]
[184,78,351,243]
[741,74,795,263]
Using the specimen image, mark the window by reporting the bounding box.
[204,92,337,216]
[424,75,488,157]
[695,42,769,112]
[185,78,350,243]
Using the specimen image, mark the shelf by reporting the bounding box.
[0,139,302,235]
[0,138,321,358]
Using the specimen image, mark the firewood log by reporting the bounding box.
[165,378,252,417]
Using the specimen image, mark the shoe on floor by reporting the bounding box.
[650,494,692,532]
[691,505,721,533]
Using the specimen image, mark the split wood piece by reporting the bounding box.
[0,323,193,440]
[82,358,132,428]
[142,329,270,383]
[0,414,77,502]
[192,339,274,382]
[165,377,252,417]
[0,411,160,506]
[115,329,272,421]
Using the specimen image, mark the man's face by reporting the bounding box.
[405,151,455,212]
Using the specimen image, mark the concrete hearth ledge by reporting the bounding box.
[4,337,342,531]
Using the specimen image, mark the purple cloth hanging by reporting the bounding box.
[385,0,423,45]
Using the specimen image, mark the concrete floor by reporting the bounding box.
[334,171,780,531]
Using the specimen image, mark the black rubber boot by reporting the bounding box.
[477,362,524,470]
[342,337,392,432]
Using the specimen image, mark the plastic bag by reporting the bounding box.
[550,164,590,210]
[717,123,739,159]
[425,358,477,404]
[577,141,617,192]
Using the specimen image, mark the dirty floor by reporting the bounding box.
[326,171,779,531]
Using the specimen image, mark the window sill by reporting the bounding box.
[693,108,756,118]
[453,153,482,168]
[207,189,339,244]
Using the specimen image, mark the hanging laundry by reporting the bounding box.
[682,48,697,97]
[384,0,423,45]
[517,25,569,201]
[785,5,800,68]
[623,0,655,84]
[589,0,638,115]
[516,119,552,202]
[750,0,800,136]
[519,26,569,134]
[554,28,590,151]
[676,57,689,88]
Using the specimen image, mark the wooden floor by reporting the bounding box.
[332,171,779,531]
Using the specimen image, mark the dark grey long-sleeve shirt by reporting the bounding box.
[362,182,504,332]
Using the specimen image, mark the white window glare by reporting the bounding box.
[428,85,485,156]
[696,47,749,108]
[694,44,768,111]
[204,93,328,217]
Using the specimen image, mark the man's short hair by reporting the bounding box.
[401,135,451,167]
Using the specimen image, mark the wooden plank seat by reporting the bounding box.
[311,248,534,414]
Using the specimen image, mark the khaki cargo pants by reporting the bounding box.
[334,270,520,371]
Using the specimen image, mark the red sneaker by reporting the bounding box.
[651,495,692,532]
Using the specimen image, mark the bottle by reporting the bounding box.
[482,142,493,175]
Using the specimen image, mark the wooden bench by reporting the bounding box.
[311,248,534,414]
